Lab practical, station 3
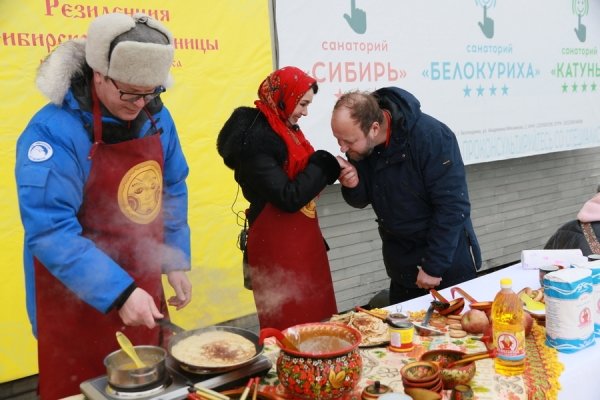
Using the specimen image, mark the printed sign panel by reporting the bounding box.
[275,0,600,164]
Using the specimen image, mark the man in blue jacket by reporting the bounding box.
[15,13,192,399]
[331,88,481,305]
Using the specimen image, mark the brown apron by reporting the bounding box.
[247,201,338,331]
[34,89,167,399]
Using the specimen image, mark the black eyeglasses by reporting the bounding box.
[109,78,166,103]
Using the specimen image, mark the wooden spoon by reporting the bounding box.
[355,306,387,320]
[446,349,497,368]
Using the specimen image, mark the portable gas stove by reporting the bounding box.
[80,351,272,400]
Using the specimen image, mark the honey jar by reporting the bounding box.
[388,321,414,352]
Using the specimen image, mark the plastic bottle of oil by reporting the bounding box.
[491,277,526,375]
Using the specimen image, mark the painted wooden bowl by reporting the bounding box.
[400,361,442,391]
[419,349,476,390]
[403,388,442,400]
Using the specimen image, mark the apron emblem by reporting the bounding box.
[118,160,163,224]
[300,199,317,218]
[27,141,53,162]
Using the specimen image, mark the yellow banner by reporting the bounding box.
[0,0,271,381]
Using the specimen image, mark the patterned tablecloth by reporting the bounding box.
[256,320,563,400]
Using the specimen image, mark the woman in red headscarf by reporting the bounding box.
[217,66,341,330]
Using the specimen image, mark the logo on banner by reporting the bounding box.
[118,160,162,224]
[475,0,496,39]
[343,0,367,34]
[573,0,589,42]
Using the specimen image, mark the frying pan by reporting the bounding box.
[167,325,264,374]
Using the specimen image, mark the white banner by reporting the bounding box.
[274,0,600,164]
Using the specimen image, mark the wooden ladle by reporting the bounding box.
[430,289,465,316]
[451,287,492,315]
[258,328,300,352]
[446,348,497,368]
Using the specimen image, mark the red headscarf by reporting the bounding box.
[254,66,316,179]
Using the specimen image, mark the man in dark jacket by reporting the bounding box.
[331,88,482,304]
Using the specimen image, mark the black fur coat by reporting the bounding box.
[217,106,340,224]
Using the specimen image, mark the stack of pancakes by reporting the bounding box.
[330,311,389,346]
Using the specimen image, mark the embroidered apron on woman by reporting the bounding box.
[247,201,338,331]
[35,90,167,399]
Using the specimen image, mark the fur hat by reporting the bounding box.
[85,13,174,87]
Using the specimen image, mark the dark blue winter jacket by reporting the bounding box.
[341,87,481,287]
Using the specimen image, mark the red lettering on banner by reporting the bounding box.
[158,10,170,21]
[45,0,59,16]
[0,31,81,52]
[0,30,217,55]
[313,61,407,83]
[359,63,371,81]
[312,62,325,83]
[321,39,389,54]
[85,5,99,18]
[330,63,342,82]
[43,1,169,21]
[121,8,136,17]
[172,38,220,53]
[2,32,16,46]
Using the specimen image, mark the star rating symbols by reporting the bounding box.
[561,81,597,93]
[463,86,472,97]
[463,83,509,97]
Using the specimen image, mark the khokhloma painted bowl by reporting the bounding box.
[276,322,363,399]
[419,349,476,390]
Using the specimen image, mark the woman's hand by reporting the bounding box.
[336,156,359,188]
